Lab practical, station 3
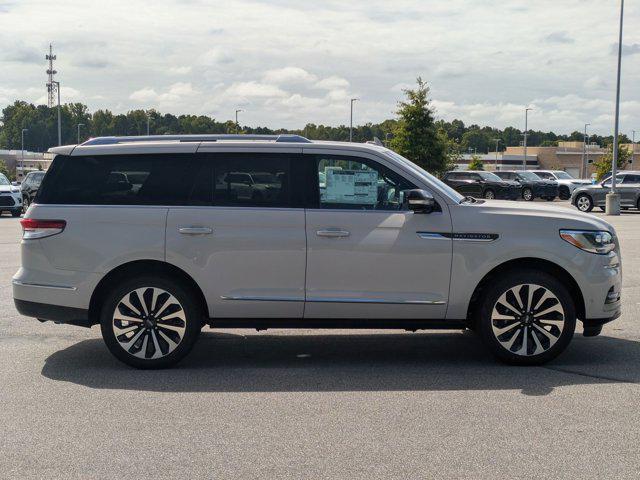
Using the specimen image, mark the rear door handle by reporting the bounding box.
[316,229,350,238]
[178,226,213,235]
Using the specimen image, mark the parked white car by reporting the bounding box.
[13,135,622,368]
[0,173,23,217]
[534,170,592,200]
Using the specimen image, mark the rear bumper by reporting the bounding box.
[14,299,92,327]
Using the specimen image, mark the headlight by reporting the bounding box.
[560,229,615,254]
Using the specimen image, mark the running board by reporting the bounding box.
[207,318,468,331]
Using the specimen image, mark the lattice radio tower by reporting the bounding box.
[46,44,58,108]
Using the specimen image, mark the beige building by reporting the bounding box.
[504,142,639,179]
[0,150,53,181]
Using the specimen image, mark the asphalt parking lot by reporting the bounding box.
[1,204,639,479]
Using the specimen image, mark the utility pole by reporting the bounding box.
[235,109,243,134]
[147,114,150,136]
[77,123,84,144]
[632,130,636,167]
[581,123,590,179]
[21,129,28,181]
[52,81,61,145]
[349,98,358,142]
[606,0,624,215]
[523,108,532,171]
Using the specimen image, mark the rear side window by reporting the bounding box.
[210,153,292,208]
[36,154,202,206]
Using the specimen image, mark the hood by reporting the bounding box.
[0,185,19,193]
[472,199,615,232]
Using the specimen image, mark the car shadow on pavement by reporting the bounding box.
[41,331,640,396]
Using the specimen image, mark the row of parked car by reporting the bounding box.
[442,169,592,202]
[0,171,44,217]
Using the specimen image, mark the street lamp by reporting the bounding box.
[581,123,590,179]
[606,0,624,215]
[146,114,150,136]
[52,81,61,146]
[77,123,84,144]
[523,107,532,171]
[21,128,28,180]
[349,98,359,142]
[632,130,636,166]
[235,109,243,134]
[493,138,501,167]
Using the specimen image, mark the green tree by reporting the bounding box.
[594,142,632,181]
[389,77,448,175]
[0,159,10,179]
[468,154,484,170]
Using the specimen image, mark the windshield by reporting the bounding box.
[553,171,573,179]
[0,174,10,186]
[385,150,464,202]
[478,172,502,181]
[519,171,542,181]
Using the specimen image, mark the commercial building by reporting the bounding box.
[0,150,53,180]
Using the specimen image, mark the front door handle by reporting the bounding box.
[316,228,350,238]
[178,226,213,235]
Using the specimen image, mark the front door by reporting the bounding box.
[304,152,453,319]
[166,151,306,318]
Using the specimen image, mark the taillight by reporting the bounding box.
[20,219,66,240]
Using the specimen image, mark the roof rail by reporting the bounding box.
[80,134,312,146]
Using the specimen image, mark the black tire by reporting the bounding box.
[483,189,495,200]
[476,269,576,365]
[558,186,571,200]
[99,275,203,369]
[544,196,555,201]
[574,193,593,212]
[22,197,30,213]
[522,187,534,201]
[11,209,21,217]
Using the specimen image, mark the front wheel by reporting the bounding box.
[558,187,571,200]
[476,270,576,365]
[100,275,202,369]
[483,189,495,200]
[575,193,593,212]
[522,188,534,201]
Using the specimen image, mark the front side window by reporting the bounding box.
[212,153,290,208]
[535,171,553,180]
[314,155,416,210]
[477,172,501,181]
[554,171,573,180]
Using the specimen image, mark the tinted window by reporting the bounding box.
[314,155,416,211]
[211,153,291,208]
[37,154,202,206]
[623,174,640,184]
[536,171,553,179]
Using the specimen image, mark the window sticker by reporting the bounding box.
[323,169,378,205]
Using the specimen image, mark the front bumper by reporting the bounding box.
[582,309,621,337]
[0,193,22,210]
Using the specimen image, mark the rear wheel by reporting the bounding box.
[522,188,533,201]
[575,193,593,212]
[100,275,202,369]
[476,270,576,365]
[483,189,495,200]
[558,186,571,200]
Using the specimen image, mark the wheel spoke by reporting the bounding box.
[517,326,529,355]
[493,320,521,336]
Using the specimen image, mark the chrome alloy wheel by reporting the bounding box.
[576,195,591,212]
[522,188,533,201]
[112,287,187,359]
[490,284,565,356]
[484,190,495,199]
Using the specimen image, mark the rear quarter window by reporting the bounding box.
[36,154,203,206]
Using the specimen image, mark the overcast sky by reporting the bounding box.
[0,0,638,135]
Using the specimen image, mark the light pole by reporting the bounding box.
[581,123,590,179]
[146,114,150,136]
[349,98,358,142]
[21,128,28,180]
[632,130,636,166]
[52,80,61,146]
[606,0,624,215]
[523,108,532,171]
[235,109,243,134]
[77,123,84,144]
[493,138,501,168]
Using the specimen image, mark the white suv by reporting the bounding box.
[13,135,622,368]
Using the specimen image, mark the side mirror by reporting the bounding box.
[404,189,436,214]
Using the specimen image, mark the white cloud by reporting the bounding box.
[129,88,158,103]
[263,67,317,85]
[315,76,350,90]
[224,81,287,99]
[169,66,192,75]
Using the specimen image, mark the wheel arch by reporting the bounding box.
[466,257,586,322]
[88,260,209,325]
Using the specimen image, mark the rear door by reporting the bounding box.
[620,174,640,206]
[303,151,452,319]
[165,149,307,318]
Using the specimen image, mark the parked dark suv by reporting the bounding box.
[20,170,45,211]
[494,171,558,201]
[442,171,520,200]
